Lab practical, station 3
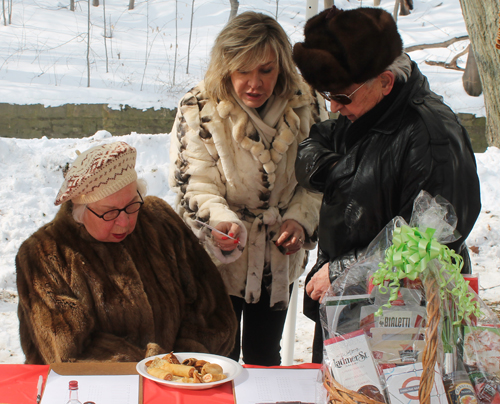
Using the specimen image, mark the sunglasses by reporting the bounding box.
[319,81,367,105]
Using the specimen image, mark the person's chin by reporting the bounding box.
[243,94,266,108]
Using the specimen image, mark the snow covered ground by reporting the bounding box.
[0,0,497,365]
[0,0,485,115]
[1,133,499,365]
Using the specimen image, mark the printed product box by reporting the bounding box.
[383,362,447,404]
[324,329,386,403]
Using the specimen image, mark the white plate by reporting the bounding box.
[136,352,243,390]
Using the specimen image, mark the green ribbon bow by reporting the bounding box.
[371,225,481,324]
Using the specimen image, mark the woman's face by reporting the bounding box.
[230,49,280,109]
[82,182,140,243]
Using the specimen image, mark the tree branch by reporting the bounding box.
[404,35,469,53]
[424,60,464,71]
[423,43,470,71]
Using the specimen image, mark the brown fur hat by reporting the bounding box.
[293,6,403,93]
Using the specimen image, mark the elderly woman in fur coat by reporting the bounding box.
[169,11,328,366]
[16,141,237,364]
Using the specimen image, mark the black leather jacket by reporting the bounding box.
[296,62,481,319]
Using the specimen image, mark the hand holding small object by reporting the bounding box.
[194,219,237,240]
[194,219,241,251]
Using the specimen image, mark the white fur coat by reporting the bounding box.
[169,80,327,309]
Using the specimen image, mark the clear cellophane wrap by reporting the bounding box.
[316,191,500,404]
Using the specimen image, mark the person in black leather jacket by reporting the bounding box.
[292,6,481,363]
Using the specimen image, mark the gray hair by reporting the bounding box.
[72,179,148,223]
[386,54,412,82]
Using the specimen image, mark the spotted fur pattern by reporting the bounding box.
[168,81,328,308]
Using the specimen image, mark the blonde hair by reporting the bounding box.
[204,11,302,102]
[72,179,148,224]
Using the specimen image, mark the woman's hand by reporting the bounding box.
[306,262,330,302]
[212,222,241,252]
[276,219,305,255]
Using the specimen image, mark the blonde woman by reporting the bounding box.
[169,12,328,365]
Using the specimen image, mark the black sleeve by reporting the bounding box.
[295,120,343,193]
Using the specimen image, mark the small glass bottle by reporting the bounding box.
[443,354,478,404]
[66,380,83,404]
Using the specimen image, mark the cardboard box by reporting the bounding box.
[325,330,386,402]
[49,362,143,404]
[370,327,426,365]
[383,362,447,404]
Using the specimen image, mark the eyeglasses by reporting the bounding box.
[319,81,367,105]
[86,191,144,221]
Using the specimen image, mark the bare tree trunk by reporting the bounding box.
[109,16,113,58]
[306,0,318,20]
[462,45,482,96]
[392,0,400,22]
[93,0,99,6]
[140,0,149,90]
[8,0,11,23]
[399,0,412,16]
[2,0,7,26]
[70,0,75,11]
[228,0,238,21]
[324,0,334,8]
[374,0,381,6]
[459,0,500,146]
[128,0,134,10]
[186,0,195,74]
[103,0,109,73]
[173,0,178,85]
[87,0,91,87]
[275,0,278,19]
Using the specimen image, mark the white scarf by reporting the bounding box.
[232,91,289,148]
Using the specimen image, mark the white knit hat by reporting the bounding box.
[55,141,138,206]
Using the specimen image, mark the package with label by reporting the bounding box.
[383,362,447,404]
[464,326,500,378]
[370,327,426,365]
[323,294,373,340]
[467,365,500,404]
[324,329,387,403]
[463,326,500,403]
[360,288,426,337]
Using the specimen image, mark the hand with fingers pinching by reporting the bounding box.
[212,222,242,252]
[275,219,306,255]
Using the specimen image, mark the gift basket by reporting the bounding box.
[318,191,500,404]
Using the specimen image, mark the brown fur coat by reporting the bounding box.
[16,196,237,364]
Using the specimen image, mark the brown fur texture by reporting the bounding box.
[293,6,403,93]
[16,196,237,364]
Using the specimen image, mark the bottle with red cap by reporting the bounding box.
[66,380,82,404]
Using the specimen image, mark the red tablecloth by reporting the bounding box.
[143,378,235,404]
[0,364,49,404]
[0,363,321,404]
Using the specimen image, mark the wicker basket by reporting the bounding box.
[323,274,440,404]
